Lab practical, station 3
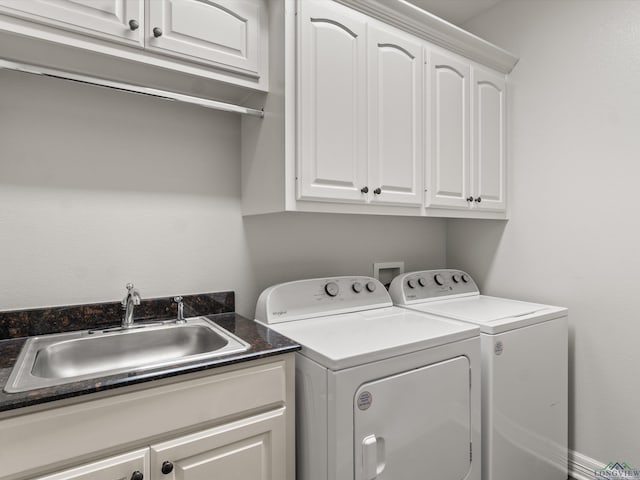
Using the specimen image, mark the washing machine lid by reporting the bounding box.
[266,306,479,370]
[407,296,567,334]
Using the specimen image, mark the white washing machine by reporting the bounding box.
[389,269,568,480]
[255,276,481,480]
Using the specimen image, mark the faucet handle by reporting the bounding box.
[122,283,141,307]
[174,296,186,323]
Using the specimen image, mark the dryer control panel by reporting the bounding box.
[255,276,392,324]
[389,269,479,305]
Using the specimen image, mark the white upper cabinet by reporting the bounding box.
[426,49,507,214]
[368,24,423,206]
[426,49,471,209]
[146,0,266,77]
[298,0,368,203]
[241,0,517,219]
[297,2,422,207]
[0,0,268,92]
[472,66,506,211]
[0,0,144,46]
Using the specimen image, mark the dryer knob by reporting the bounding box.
[418,277,426,287]
[324,282,339,297]
[452,274,460,283]
[352,282,363,293]
[434,273,445,286]
[366,281,377,293]
[461,274,469,283]
[407,279,417,289]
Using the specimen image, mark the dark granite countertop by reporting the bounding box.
[0,292,300,413]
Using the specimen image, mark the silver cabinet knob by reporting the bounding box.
[128,19,139,31]
[153,27,163,38]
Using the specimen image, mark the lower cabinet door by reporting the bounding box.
[34,449,149,480]
[150,408,286,480]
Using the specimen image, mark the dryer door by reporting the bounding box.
[354,356,471,480]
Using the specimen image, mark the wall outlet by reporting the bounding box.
[373,262,405,289]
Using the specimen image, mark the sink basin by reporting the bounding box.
[4,317,250,393]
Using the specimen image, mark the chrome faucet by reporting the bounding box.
[174,296,186,324]
[121,283,141,329]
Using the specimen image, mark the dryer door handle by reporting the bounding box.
[362,434,386,480]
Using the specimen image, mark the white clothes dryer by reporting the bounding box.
[256,276,481,480]
[389,269,568,480]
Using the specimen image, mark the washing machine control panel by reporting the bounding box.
[255,276,392,324]
[389,269,479,304]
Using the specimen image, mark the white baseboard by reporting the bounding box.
[569,449,606,480]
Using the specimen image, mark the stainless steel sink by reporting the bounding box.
[4,317,250,393]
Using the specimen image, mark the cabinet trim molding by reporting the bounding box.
[334,0,518,73]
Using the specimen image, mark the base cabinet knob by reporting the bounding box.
[131,471,143,480]
[161,461,174,474]
[373,188,381,195]
[153,27,163,38]
[475,197,482,203]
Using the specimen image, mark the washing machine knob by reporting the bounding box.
[418,277,426,287]
[325,282,339,297]
[407,279,417,289]
[352,282,363,293]
[452,274,460,283]
[366,281,377,293]
[434,273,445,286]
[461,274,469,283]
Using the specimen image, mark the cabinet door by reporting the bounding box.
[367,24,423,206]
[472,67,506,211]
[0,0,143,46]
[34,449,148,480]
[146,0,266,76]
[426,50,471,209]
[298,0,368,203]
[150,409,286,480]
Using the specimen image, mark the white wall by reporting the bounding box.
[449,1,640,468]
[0,69,447,318]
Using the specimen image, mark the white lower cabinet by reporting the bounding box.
[36,409,286,480]
[0,356,294,480]
[150,409,285,480]
[34,449,149,480]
